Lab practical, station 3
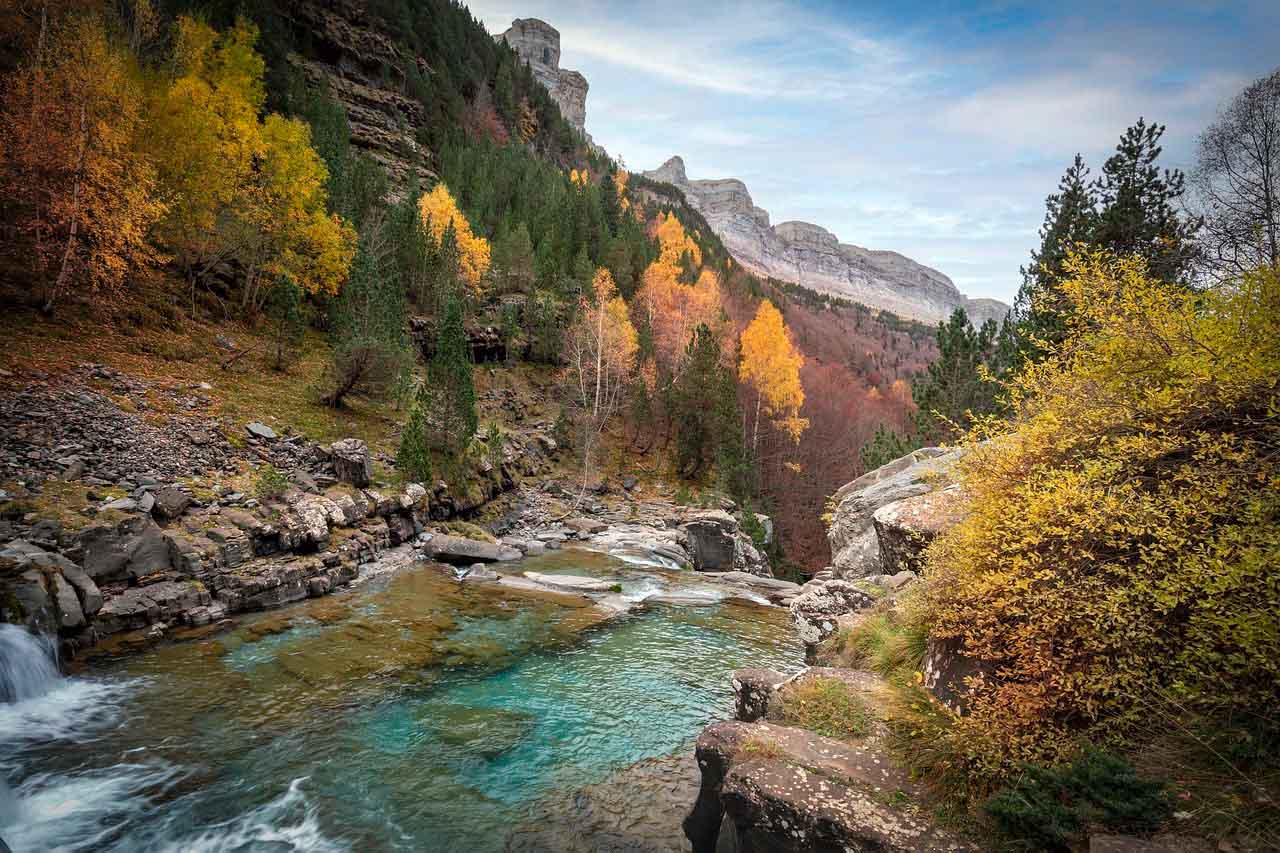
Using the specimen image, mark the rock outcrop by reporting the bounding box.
[282,0,434,190]
[500,19,589,136]
[642,156,1008,326]
[685,668,975,852]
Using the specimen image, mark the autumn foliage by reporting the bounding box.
[925,252,1280,765]
[418,183,491,289]
[739,300,807,446]
[0,14,163,310]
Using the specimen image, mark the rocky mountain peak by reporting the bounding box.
[499,18,590,136]
[642,156,1009,326]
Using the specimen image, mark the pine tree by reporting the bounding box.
[397,381,433,483]
[265,276,306,371]
[913,309,1003,442]
[1093,118,1201,283]
[425,294,477,455]
[672,324,723,477]
[1015,155,1096,360]
[859,425,916,471]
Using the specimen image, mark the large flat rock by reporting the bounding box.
[422,534,522,565]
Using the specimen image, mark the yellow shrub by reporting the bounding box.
[925,252,1280,764]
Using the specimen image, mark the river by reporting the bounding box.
[0,547,802,852]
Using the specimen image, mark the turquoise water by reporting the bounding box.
[0,549,802,852]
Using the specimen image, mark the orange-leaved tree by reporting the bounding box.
[739,299,807,451]
[634,263,723,378]
[0,13,164,312]
[418,183,490,290]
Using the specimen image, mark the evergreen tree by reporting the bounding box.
[1015,155,1096,360]
[424,294,477,455]
[859,425,916,471]
[397,381,433,483]
[264,276,306,371]
[320,222,412,407]
[913,309,1003,442]
[1092,118,1201,283]
[672,324,724,477]
[492,221,535,294]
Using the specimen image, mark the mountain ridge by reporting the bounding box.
[642,155,1008,326]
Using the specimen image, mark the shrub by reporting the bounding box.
[825,608,926,680]
[768,677,873,742]
[983,750,1171,851]
[253,464,289,500]
[925,253,1280,764]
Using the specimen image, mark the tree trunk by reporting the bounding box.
[47,101,88,313]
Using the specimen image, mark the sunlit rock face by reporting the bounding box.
[643,156,1010,326]
[500,18,589,135]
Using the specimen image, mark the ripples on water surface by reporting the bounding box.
[0,548,802,852]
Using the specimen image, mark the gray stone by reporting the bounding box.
[49,571,85,629]
[151,485,191,519]
[826,447,962,577]
[683,520,736,572]
[564,517,607,535]
[523,571,616,592]
[423,534,521,565]
[60,562,103,616]
[731,668,787,722]
[330,438,373,487]
[75,515,174,581]
[921,636,994,714]
[789,580,875,654]
[245,422,277,440]
[137,492,156,514]
[101,497,139,512]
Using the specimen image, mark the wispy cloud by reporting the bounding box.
[466,0,1276,302]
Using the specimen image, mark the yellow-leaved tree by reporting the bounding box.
[566,268,639,475]
[418,183,491,290]
[0,13,164,312]
[739,299,807,450]
[148,17,354,308]
[925,250,1280,769]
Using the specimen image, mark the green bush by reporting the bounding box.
[984,750,1172,851]
[253,464,289,500]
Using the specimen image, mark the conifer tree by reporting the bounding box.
[1015,155,1096,360]
[913,309,1003,442]
[265,276,306,371]
[425,294,477,455]
[1092,118,1201,283]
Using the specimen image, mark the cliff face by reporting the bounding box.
[643,156,1008,326]
[500,18,589,136]
[282,0,434,191]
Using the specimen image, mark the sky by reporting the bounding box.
[465,1,1278,304]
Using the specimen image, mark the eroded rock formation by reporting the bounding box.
[643,156,1009,326]
[500,18,589,136]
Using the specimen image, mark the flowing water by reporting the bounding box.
[0,548,802,852]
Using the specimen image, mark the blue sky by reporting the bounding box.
[466,1,1278,303]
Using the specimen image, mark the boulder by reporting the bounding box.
[684,720,971,853]
[49,572,85,629]
[522,571,616,592]
[683,519,737,573]
[74,515,174,582]
[5,569,53,632]
[872,487,963,575]
[826,447,961,578]
[245,422,277,440]
[422,534,521,565]
[789,580,874,655]
[330,438,373,487]
[921,636,994,714]
[731,668,787,722]
[564,517,607,535]
[151,485,191,520]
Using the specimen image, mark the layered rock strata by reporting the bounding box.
[500,18,589,135]
[642,156,1008,326]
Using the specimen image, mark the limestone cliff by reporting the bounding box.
[500,18,590,137]
[643,156,1008,326]
[282,0,434,190]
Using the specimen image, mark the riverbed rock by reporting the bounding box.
[683,512,738,573]
[684,719,971,853]
[74,515,174,582]
[732,668,788,722]
[423,534,521,565]
[789,580,874,655]
[48,571,85,629]
[523,571,617,592]
[826,447,961,578]
[565,517,607,535]
[329,438,373,487]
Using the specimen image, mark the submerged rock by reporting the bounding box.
[424,534,522,565]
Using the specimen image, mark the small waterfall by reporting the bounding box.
[0,624,60,704]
